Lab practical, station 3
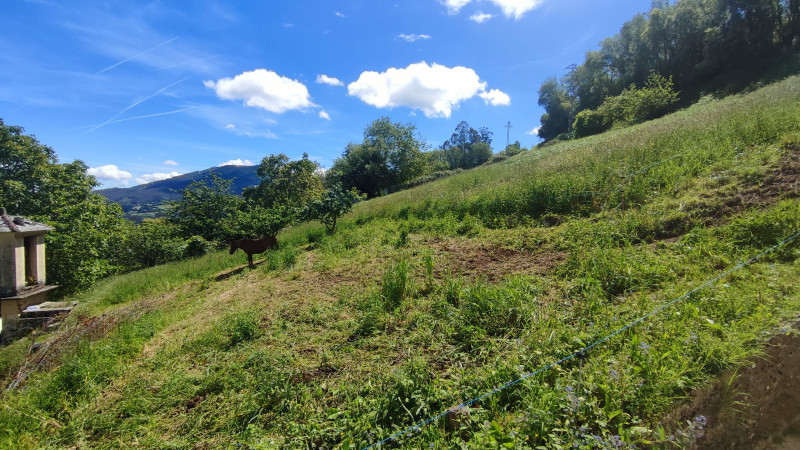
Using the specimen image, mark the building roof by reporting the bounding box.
[0,208,54,233]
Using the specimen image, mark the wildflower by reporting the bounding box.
[639,342,650,352]
[694,415,707,428]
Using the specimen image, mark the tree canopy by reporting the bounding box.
[330,117,427,197]
[0,118,128,293]
[244,153,323,210]
[538,0,799,142]
[438,121,494,170]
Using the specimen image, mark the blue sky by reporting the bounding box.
[2,0,652,188]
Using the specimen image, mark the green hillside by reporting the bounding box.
[2,76,800,448]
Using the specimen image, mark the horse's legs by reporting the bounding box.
[248,254,254,268]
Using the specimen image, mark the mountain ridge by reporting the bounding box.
[95,165,261,212]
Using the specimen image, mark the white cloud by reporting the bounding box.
[163,160,179,166]
[88,165,132,182]
[225,123,236,130]
[316,74,344,87]
[527,126,541,135]
[204,69,315,114]
[136,171,181,185]
[398,34,431,42]
[441,0,471,14]
[489,0,546,19]
[440,0,545,19]
[348,61,507,118]
[319,110,331,120]
[220,158,255,166]
[335,11,346,18]
[479,88,511,106]
[470,12,494,23]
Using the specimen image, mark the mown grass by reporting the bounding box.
[1,75,800,449]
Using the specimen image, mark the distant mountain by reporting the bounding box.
[96,165,261,212]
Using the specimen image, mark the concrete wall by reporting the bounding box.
[27,234,46,286]
[0,233,24,296]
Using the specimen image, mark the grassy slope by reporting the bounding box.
[2,76,800,449]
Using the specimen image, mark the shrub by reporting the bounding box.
[183,235,211,258]
[118,218,185,268]
[573,109,609,138]
[574,73,680,138]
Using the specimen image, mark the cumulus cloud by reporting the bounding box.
[441,0,471,14]
[491,0,546,19]
[136,172,181,185]
[88,165,132,182]
[441,0,545,19]
[225,123,236,130]
[319,110,331,120]
[163,160,179,166]
[398,33,431,42]
[347,61,510,118]
[220,158,255,166]
[479,89,511,106]
[335,11,346,17]
[316,74,344,87]
[470,12,494,23]
[527,126,541,135]
[204,69,315,114]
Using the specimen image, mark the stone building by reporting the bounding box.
[0,208,58,337]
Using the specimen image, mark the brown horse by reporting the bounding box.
[229,235,278,268]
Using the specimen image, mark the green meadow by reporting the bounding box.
[2,75,800,449]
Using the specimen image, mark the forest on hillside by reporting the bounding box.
[536,0,800,140]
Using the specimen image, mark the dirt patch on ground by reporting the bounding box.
[662,320,800,449]
[710,146,800,224]
[428,238,567,282]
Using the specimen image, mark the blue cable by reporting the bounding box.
[363,229,800,449]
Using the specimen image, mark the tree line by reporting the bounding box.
[1,116,513,295]
[538,0,799,141]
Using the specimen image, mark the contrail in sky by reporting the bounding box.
[95,109,187,126]
[85,77,189,133]
[95,37,179,74]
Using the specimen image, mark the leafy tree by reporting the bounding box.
[300,186,365,234]
[224,205,292,239]
[502,141,525,157]
[440,121,494,169]
[330,117,427,197]
[573,72,679,138]
[170,173,243,243]
[0,119,96,215]
[329,142,388,199]
[244,153,323,210]
[539,0,795,143]
[116,218,185,268]
[0,118,129,293]
[537,78,575,141]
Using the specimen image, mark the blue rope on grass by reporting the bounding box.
[362,229,800,449]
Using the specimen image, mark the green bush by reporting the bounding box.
[574,73,680,138]
[183,235,211,258]
[573,109,609,138]
[118,218,185,268]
